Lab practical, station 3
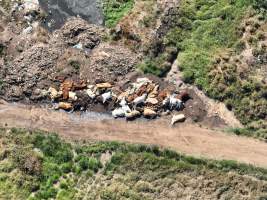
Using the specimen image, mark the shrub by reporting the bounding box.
[138,59,163,76]
[11,149,42,176]
[61,162,73,173]
[234,40,246,53]
[0,44,4,56]
[253,0,267,10]
[69,60,80,71]
[78,157,90,170]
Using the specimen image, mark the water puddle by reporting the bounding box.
[39,0,104,31]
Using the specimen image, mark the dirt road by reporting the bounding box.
[0,101,267,168]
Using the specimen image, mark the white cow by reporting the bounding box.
[133,93,147,107]
[102,91,112,103]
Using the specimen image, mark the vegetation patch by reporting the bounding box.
[0,0,21,11]
[0,45,4,57]
[138,0,267,139]
[103,0,135,27]
[0,128,267,199]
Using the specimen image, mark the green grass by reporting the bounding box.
[0,128,267,199]
[146,0,267,139]
[103,0,135,27]
[167,0,252,88]
[170,0,267,134]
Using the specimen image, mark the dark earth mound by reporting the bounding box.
[39,0,104,31]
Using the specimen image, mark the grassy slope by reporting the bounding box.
[170,0,267,139]
[0,128,267,199]
[103,0,135,27]
[137,0,267,139]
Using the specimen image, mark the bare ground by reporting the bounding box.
[0,101,267,168]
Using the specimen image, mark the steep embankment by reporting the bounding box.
[1,101,267,168]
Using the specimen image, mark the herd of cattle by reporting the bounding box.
[48,77,189,125]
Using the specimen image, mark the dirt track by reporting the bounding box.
[0,101,267,168]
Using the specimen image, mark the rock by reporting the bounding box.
[143,108,157,118]
[73,43,83,50]
[171,114,186,125]
[73,80,87,90]
[117,91,129,102]
[22,26,33,35]
[161,110,171,116]
[2,44,63,101]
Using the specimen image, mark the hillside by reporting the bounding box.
[113,0,267,138]
[0,128,267,200]
[0,0,267,199]
[0,0,266,138]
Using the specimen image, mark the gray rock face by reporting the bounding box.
[39,0,104,31]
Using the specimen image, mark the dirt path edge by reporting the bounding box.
[0,101,267,168]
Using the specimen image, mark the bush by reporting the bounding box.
[69,60,80,71]
[78,157,90,170]
[234,40,246,53]
[0,44,4,56]
[61,162,73,173]
[253,0,267,10]
[88,158,102,172]
[11,149,42,176]
[35,187,58,199]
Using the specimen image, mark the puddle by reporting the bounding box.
[39,0,104,31]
